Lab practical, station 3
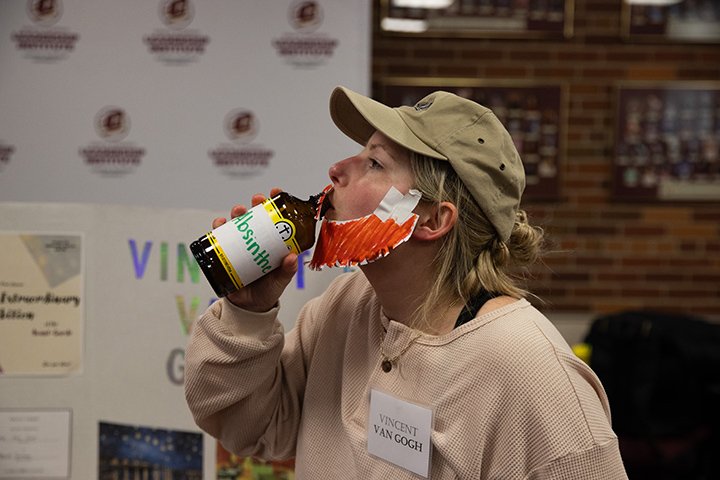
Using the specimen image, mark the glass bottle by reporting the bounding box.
[191,191,323,297]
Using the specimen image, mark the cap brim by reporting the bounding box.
[329,86,447,161]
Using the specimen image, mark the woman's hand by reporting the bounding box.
[214,188,298,312]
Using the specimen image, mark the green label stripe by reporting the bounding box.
[265,199,301,254]
[208,232,244,290]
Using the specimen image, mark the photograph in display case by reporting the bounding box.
[622,0,720,43]
[379,0,574,38]
[613,83,720,202]
[98,421,203,480]
[377,78,565,200]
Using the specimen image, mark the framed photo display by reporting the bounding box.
[376,78,565,200]
[622,0,720,43]
[379,0,574,38]
[613,83,720,202]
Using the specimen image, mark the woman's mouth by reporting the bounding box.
[322,195,335,218]
[316,185,334,219]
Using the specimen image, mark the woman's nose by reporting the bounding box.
[328,156,353,187]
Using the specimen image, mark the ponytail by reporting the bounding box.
[410,154,545,330]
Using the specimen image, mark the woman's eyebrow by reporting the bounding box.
[368,142,397,161]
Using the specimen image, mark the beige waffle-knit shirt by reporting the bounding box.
[185,271,627,479]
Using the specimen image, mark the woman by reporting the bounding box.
[185,86,627,479]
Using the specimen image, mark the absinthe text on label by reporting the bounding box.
[231,210,272,274]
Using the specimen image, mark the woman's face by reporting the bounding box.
[326,131,414,221]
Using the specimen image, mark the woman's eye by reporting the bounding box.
[369,158,383,169]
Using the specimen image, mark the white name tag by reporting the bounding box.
[367,389,433,478]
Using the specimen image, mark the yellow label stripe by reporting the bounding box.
[207,232,244,289]
[265,199,301,253]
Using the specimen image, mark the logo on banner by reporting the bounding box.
[11,0,80,62]
[79,107,146,176]
[272,0,339,67]
[160,0,195,30]
[208,109,273,177]
[0,142,16,173]
[27,0,63,26]
[223,110,258,144]
[94,107,131,142]
[289,0,324,33]
[143,0,210,64]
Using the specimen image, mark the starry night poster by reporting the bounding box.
[98,421,202,480]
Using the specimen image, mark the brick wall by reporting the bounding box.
[371,0,720,318]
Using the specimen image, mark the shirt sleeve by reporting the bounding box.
[183,295,323,460]
[525,438,628,480]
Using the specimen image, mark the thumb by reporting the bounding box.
[276,253,299,284]
[262,253,298,296]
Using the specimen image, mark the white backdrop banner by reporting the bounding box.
[0,0,370,207]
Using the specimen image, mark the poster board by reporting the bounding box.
[612,82,720,202]
[0,202,343,479]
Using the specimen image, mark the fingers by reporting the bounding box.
[251,194,266,207]
[230,204,247,219]
[216,188,283,228]
[212,203,247,229]
[250,188,282,207]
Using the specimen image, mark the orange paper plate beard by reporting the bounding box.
[309,187,421,270]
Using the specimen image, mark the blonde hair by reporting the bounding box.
[410,153,545,329]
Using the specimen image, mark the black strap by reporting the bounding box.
[454,290,497,329]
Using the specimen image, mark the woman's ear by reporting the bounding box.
[412,201,458,241]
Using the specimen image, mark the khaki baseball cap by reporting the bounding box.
[329,86,526,241]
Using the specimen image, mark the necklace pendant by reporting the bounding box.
[381,359,393,372]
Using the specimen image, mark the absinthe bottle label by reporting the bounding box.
[211,203,293,289]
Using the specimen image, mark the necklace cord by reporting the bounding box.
[380,331,422,372]
[378,291,491,372]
